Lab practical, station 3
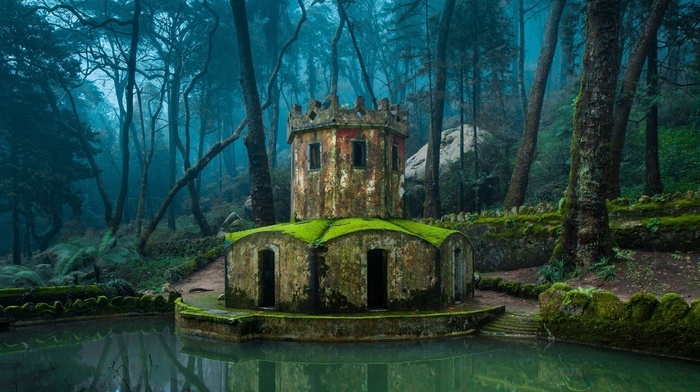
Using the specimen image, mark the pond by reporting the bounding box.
[0,316,698,391]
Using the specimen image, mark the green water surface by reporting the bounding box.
[0,316,698,391]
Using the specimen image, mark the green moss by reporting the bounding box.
[226,287,255,309]
[225,219,331,244]
[551,282,572,292]
[225,218,462,249]
[690,299,700,320]
[562,291,591,316]
[520,284,536,298]
[387,219,461,247]
[540,288,700,359]
[0,284,136,308]
[478,277,494,290]
[653,293,689,322]
[590,291,624,320]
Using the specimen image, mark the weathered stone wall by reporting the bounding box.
[226,232,312,311]
[439,233,475,302]
[288,96,408,221]
[539,283,700,360]
[320,231,438,312]
[290,127,405,220]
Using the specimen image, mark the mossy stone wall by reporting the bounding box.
[226,232,312,312]
[539,284,700,360]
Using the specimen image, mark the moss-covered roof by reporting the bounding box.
[225,218,461,248]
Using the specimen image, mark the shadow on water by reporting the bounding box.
[0,316,699,391]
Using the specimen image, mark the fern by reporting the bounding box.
[0,265,45,289]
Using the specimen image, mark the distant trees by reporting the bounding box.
[505,0,567,209]
[607,0,673,199]
[0,0,93,263]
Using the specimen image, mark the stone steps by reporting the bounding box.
[479,312,538,338]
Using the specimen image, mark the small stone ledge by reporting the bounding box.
[175,299,504,342]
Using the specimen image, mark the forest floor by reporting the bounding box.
[172,250,700,314]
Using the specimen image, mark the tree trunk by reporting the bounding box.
[472,0,481,214]
[138,0,308,250]
[559,0,620,269]
[328,12,345,100]
[231,0,276,227]
[517,0,527,118]
[167,64,182,231]
[424,0,457,219]
[607,0,672,198]
[504,0,567,209]
[338,1,378,109]
[30,206,63,252]
[268,83,280,168]
[644,27,663,195]
[109,0,140,233]
[12,202,21,265]
[22,213,32,259]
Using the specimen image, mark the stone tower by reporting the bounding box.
[287,96,409,220]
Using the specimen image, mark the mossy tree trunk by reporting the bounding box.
[505,0,567,209]
[559,0,620,269]
[231,0,276,227]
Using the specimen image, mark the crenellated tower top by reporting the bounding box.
[287,96,408,143]
[286,96,409,220]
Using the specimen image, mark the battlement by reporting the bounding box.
[287,95,408,143]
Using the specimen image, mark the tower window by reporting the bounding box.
[352,140,367,168]
[391,144,399,172]
[309,143,321,170]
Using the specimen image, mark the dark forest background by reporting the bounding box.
[1,0,699,276]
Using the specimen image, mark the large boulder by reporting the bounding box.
[405,124,488,180]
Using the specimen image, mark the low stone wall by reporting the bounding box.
[175,299,504,342]
[538,283,700,360]
[0,289,179,326]
[430,194,700,271]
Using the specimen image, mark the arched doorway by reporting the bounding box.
[454,248,463,302]
[259,250,275,307]
[367,249,387,309]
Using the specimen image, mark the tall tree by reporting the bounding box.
[504,0,567,209]
[230,0,276,227]
[559,0,620,268]
[607,0,672,198]
[644,3,663,196]
[424,0,457,219]
[138,0,309,249]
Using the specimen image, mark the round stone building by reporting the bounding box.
[225,96,474,313]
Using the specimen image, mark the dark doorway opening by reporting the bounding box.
[260,250,275,307]
[454,248,463,302]
[367,249,387,309]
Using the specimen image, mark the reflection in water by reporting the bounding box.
[0,316,699,391]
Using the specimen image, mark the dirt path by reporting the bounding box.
[172,257,225,302]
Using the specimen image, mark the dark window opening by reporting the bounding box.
[353,140,367,168]
[260,250,275,307]
[454,248,463,302]
[309,143,321,170]
[367,249,387,309]
[391,144,399,172]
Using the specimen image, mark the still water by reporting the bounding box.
[0,316,698,391]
